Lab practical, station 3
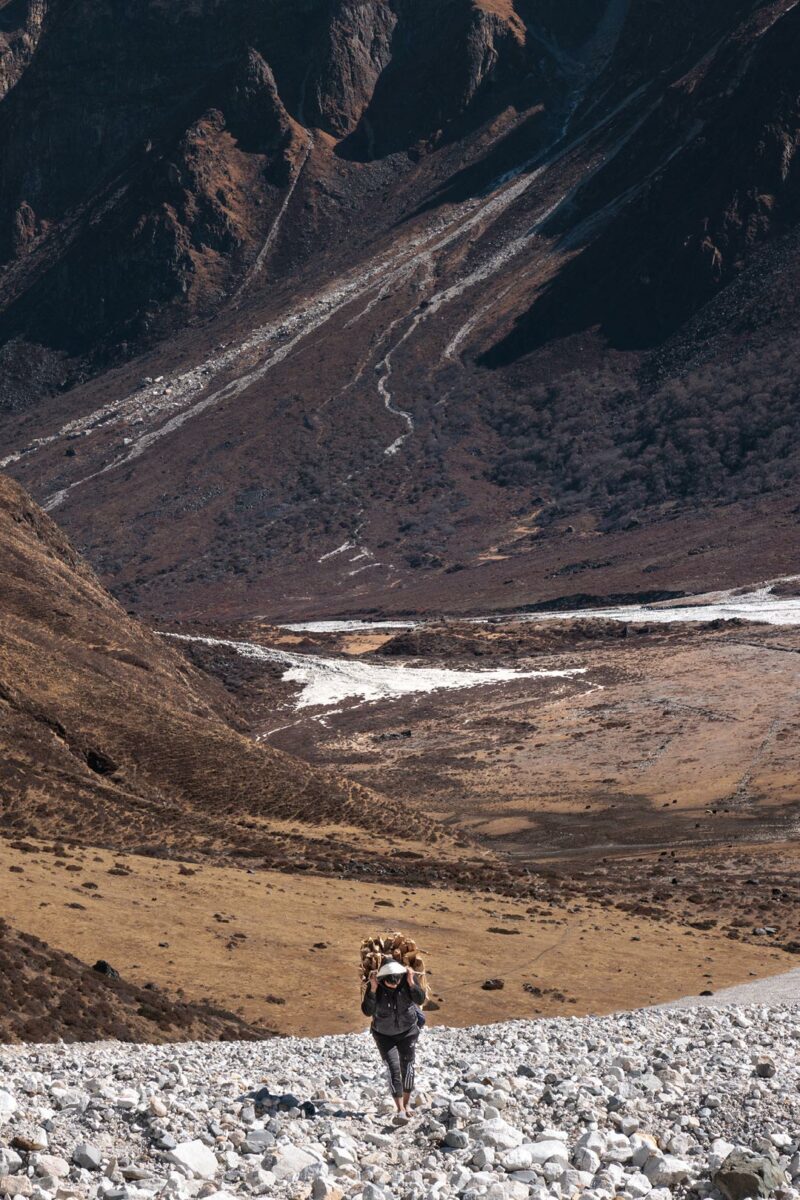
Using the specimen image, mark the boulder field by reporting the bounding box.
[0,1004,798,1200]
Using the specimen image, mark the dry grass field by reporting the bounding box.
[0,837,794,1037]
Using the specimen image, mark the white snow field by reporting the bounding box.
[0,1002,798,1200]
[281,578,800,634]
[515,581,800,628]
[162,633,585,710]
[280,620,416,633]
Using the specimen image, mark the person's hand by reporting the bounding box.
[369,970,378,992]
[406,965,415,984]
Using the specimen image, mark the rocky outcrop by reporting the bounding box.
[303,0,398,138]
[0,0,46,101]
[227,47,296,162]
[488,0,800,357]
[336,0,529,158]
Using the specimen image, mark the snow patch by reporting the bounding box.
[516,580,800,628]
[318,541,355,563]
[282,578,800,635]
[280,619,415,632]
[162,632,585,710]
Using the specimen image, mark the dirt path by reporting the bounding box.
[662,969,800,1008]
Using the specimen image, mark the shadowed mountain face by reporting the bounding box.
[0,0,798,619]
[0,474,451,869]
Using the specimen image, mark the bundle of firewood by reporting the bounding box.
[359,931,426,981]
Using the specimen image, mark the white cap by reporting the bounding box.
[377,960,406,979]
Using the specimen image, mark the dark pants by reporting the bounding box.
[372,1027,419,1097]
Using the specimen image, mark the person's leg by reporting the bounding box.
[398,1029,419,1113]
[372,1033,404,1106]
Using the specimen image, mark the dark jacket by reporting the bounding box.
[361,973,425,1036]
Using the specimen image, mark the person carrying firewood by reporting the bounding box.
[361,959,426,1119]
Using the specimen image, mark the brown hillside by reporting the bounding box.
[0,917,271,1043]
[0,473,447,870]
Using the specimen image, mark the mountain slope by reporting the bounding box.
[0,918,271,1043]
[0,473,448,868]
[0,0,798,619]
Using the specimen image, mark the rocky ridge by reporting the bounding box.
[0,1004,798,1200]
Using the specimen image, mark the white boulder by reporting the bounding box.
[471,1119,523,1150]
[643,1154,692,1187]
[269,1145,323,1182]
[166,1140,219,1180]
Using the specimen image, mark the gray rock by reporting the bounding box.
[623,1171,653,1197]
[33,1156,69,1179]
[268,1145,321,1182]
[643,1154,692,1186]
[445,1130,469,1150]
[470,1119,523,1150]
[362,1131,392,1150]
[0,1154,22,1177]
[120,1165,151,1181]
[0,1177,32,1197]
[73,1143,103,1171]
[527,1140,569,1167]
[312,1179,342,1200]
[573,1146,601,1173]
[242,1130,272,1155]
[500,1146,532,1172]
[471,1146,495,1170]
[166,1140,219,1179]
[713,1150,788,1200]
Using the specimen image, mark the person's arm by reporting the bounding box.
[361,970,378,1016]
[407,968,425,1005]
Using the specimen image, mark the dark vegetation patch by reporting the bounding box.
[483,345,800,530]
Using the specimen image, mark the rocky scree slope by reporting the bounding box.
[1,1,800,618]
[0,473,451,873]
[0,1005,799,1200]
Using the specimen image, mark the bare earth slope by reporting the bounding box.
[0,918,271,1043]
[0,1,798,618]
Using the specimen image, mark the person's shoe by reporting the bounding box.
[392,1112,410,1125]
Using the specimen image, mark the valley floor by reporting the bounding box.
[3,579,798,1041]
[0,836,794,1039]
